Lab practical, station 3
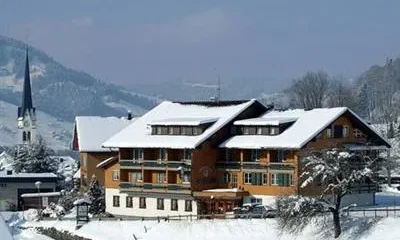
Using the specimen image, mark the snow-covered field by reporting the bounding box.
[1,191,400,240]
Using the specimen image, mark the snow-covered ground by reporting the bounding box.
[1,190,400,240]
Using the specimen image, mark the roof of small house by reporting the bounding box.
[96,155,118,168]
[74,116,133,152]
[103,100,262,149]
[220,107,390,149]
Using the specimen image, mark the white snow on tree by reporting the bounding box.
[12,137,57,174]
[277,150,382,238]
[86,175,105,215]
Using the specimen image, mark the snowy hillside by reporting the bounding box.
[0,35,155,122]
[0,100,72,150]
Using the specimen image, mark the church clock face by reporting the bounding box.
[24,121,29,127]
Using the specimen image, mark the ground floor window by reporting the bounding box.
[185,200,192,212]
[250,198,262,204]
[171,199,178,211]
[270,173,294,186]
[157,198,164,210]
[243,172,264,185]
[139,197,146,209]
[113,195,120,207]
[126,196,133,208]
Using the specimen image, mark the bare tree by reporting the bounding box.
[327,77,355,108]
[276,150,381,238]
[288,71,330,109]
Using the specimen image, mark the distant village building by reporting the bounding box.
[17,48,37,144]
[72,116,132,188]
[99,100,389,217]
[0,170,57,211]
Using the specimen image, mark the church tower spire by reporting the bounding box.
[17,46,36,144]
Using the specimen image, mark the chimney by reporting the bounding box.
[127,111,133,120]
[6,170,12,175]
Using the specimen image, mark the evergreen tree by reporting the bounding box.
[86,175,105,215]
[12,137,57,173]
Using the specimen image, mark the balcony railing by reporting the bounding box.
[119,182,191,194]
[216,160,295,170]
[119,159,191,170]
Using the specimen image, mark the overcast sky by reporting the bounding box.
[1,0,400,88]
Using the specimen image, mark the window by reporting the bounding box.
[112,170,120,181]
[22,131,27,142]
[244,172,251,184]
[333,125,344,138]
[343,125,349,138]
[270,127,279,135]
[157,198,164,210]
[171,199,178,211]
[133,149,143,160]
[278,150,286,162]
[243,127,250,135]
[232,173,238,188]
[251,149,261,161]
[193,127,202,135]
[182,127,193,135]
[169,127,174,135]
[251,172,263,186]
[250,198,262,204]
[326,128,332,138]
[353,129,364,138]
[263,173,268,185]
[113,196,120,207]
[271,173,293,187]
[256,127,263,135]
[157,172,166,183]
[27,131,31,141]
[271,173,278,185]
[139,197,146,209]
[185,200,192,212]
[130,172,142,182]
[223,172,231,184]
[156,126,162,135]
[184,149,193,160]
[159,149,168,160]
[126,196,133,208]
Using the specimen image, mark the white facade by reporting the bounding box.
[244,193,375,208]
[17,110,37,144]
[105,188,197,217]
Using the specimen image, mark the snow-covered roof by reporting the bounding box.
[74,116,132,152]
[234,116,297,126]
[103,100,257,149]
[73,169,80,179]
[96,156,118,168]
[0,215,13,240]
[0,172,57,178]
[21,192,61,198]
[221,107,390,149]
[150,117,219,126]
[73,198,92,205]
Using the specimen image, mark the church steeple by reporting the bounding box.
[18,48,34,118]
[17,46,36,144]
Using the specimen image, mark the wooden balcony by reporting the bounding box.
[216,160,296,171]
[119,182,191,194]
[119,159,191,170]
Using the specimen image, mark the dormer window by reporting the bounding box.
[150,117,216,136]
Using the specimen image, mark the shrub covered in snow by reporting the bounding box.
[58,189,81,212]
[41,202,65,219]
